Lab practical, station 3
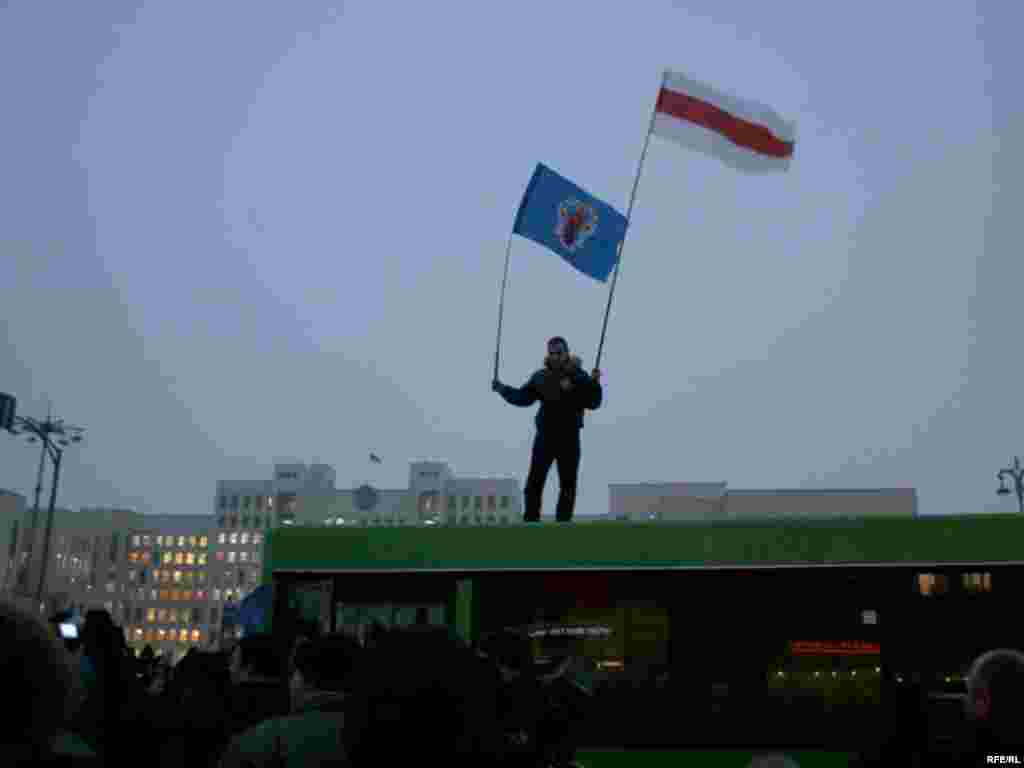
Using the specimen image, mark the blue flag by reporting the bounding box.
[513,164,628,283]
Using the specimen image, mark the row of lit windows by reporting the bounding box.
[215,550,260,564]
[128,587,247,604]
[131,535,209,549]
[130,627,203,643]
[216,532,264,546]
[129,551,208,566]
[146,608,205,624]
[917,572,993,596]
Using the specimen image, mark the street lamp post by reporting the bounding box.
[3,404,85,609]
[996,456,1024,514]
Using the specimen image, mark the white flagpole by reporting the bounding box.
[595,72,664,371]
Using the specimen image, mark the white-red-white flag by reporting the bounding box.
[653,70,795,172]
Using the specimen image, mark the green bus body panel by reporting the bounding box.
[264,515,1024,574]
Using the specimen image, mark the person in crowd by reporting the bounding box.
[0,598,99,766]
[72,611,147,764]
[164,651,235,768]
[343,626,507,767]
[228,633,291,735]
[218,633,362,768]
[965,648,1024,763]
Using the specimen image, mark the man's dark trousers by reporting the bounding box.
[523,428,581,522]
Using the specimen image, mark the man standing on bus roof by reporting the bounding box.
[492,336,602,522]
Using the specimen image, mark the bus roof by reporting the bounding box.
[263,514,1024,576]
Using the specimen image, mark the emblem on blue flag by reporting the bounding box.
[512,163,627,283]
[556,199,598,252]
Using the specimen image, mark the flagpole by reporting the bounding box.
[595,74,663,372]
[493,230,515,382]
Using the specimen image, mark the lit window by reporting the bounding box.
[179,628,189,642]
[962,572,993,594]
[240,552,249,562]
[163,553,172,565]
[241,533,249,545]
[178,536,185,548]
[189,536,197,548]
[199,536,208,548]
[229,533,238,545]
[228,551,236,563]
[147,608,156,623]
[129,552,138,563]
[191,629,201,642]
[198,553,207,565]
[218,533,226,544]
[175,553,184,565]
[253,533,263,545]
[174,571,183,584]
[917,573,949,596]
[186,553,195,565]
[216,551,225,562]
[157,629,166,641]
[132,535,141,547]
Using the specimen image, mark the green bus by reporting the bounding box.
[260,514,1024,766]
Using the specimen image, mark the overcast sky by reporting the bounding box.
[3,1,1022,519]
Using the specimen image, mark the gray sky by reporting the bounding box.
[2,1,1022,519]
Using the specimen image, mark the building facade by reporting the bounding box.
[608,483,918,521]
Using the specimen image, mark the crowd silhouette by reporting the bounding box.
[2,597,1023,767]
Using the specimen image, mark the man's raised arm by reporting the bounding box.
[494,375,539,407]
